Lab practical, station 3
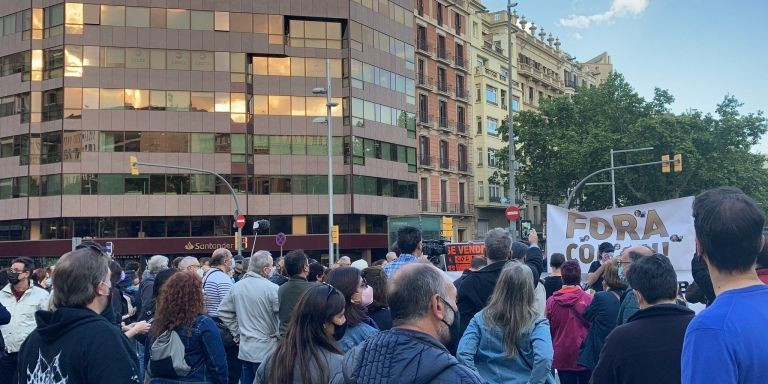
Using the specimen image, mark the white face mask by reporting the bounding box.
[196,269,204,278]
[229,258,236,270]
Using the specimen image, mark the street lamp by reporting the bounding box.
[311,59,339,266]
[506,0,518,240]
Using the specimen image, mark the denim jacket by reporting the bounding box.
[145,314,228,384]
[457,311,555,384]
[337,322,378,353]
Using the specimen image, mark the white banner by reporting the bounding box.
[546,197,696,279]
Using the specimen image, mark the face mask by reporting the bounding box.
[229,258,236,270]
[196,269,204,278]
[361,286,374,307]
[7,271,21,285]
[120,271,126,282]
[333,322,348,341]
[439,297,461,351]
[45,278,53,289]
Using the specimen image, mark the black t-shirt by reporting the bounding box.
[543,275,563,299]
[589,261,604,291]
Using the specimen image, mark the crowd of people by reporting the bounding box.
[0,186,767,384]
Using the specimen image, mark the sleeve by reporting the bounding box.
[271,286,280,314]
[691,255,716,305]
[589,261,600,273]
[37,289,50,311]
[217,289,239,338]
[140,283,154,314]
[681,327,736,384]
[590,328,620,384]
[529,319,554,384]
[582,293,600,322]
[0,302,10,325]
[200,317,230,384]
[526,245,544,287]
[86,330,141,383]
[456,314,482,372]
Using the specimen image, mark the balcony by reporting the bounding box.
[418,112,434,127]
[419,155,436,168]
[416,39,432,56]
[439,157,450,170]
[436,47,452,64]
[422,200,473,215]
[458,161,472,173]
[455,87,469,101]
[455,56,467,70]
[417,73,434,90]
[456,122,468,135]
[437,81,453,96]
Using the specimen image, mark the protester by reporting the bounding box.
[145,272,228,384]
[453,257,487,290]
[577,258,627,372]
[278,250,315,337]
[139,255,169,316]
[325,266,379,352]
[108,260,130,325]
[233,260,245,282]
[0,257,50,383]
[458,228,543,334]
[383,226,425,277]
[592,254,694,384]
[371,259,387,267]
[457,263,555,384]
[256,283,346,384]
[543,253,565,299]
[546,260,593,384]
[32,267,47,290]
[615,245,654,324]
[202,248,238,383]
[338,256,352,268]
[307,262,326,283]
[585,242,614,292]
[200,257,212,277]
[362,266,392,331]
[17,249,140,383]
[682,187,768,384]
[350,259,368,270]
[332,264,483,384]
[137,268,179,323]
[178,256,202,275]
[269,256,289,286]
[218,251,280,384]
[44,265,55,290]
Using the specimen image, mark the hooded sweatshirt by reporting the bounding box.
[17,306,140,384]
[546,286,593,371]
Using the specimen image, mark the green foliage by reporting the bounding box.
[491,73,768,210]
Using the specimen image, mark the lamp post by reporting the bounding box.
[311,58,339,266]
[506,1,519,239]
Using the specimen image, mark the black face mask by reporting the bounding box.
[439,297,462,354]
[7,271,21,285]
[333,322,348,341]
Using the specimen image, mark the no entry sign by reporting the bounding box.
[505,205,521,221]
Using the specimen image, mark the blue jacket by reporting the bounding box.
[145,314,228,384]
[457,312,555,384]
[337,322,378,353]
[332,328,483,384]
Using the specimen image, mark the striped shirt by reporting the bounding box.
[203,268,234,317]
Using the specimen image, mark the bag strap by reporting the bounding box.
[202,268,224,287]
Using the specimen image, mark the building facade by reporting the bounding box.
[413,0,475,242]
[0,0,418,261]
[468,7,611,237]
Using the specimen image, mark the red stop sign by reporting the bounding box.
[505,206,521,221]
[235,215,246,229]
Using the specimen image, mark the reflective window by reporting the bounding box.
[101,47,124,68]
[191,133,214,153]
[100,89,124,110]
[126,7,149,27]
[190,51,214,71]
[150,90,166,110]
[214,12,229,31]
[150,49,166,69]
[190,92,214,112]
[65,3,83,34]
[251,96,268,115]
[166,91,190,112]
[230,13,252,32]
[269,136,291,155]
[214,92,230,112]
[82,88,99,109]
[124,89,149,110]
[166,9,190,29]
[253,14,267,34]
[125,48,150,69]
[150,8,166,28]
[166,50,190,70]
[100,5,125,26]
[268,57,290,76]
[190,11,213,30]
[83,46,99,66]
[44,4,64,37]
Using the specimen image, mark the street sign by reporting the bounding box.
[105,241,113,256]
[505,205,521,221]
[275,232,287,247]
[332,225,339,244]
[235,215,246,229]
[441,216,453,238]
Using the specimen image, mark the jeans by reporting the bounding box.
[137,340,146,381]
[240,361,260,384]
[0,352,18,384]
[225,345,241,384]
[559,369,592,384]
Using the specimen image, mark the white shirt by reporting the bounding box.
[0,283,50,353]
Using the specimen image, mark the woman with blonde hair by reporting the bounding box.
[577,258,627,374]
[457,263,555,384]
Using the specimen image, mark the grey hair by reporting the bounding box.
[485,228,512,261]
[483,263,537,357]
[389,264,450,326]
[211,248,232,266]
[147,255,169,274]
[249,251,273,273]
[339,256,351,263]
[178,256,199,271]
[51,249,110,309]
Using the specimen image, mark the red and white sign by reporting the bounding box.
[235,215,246,229]
[505,205,521,221]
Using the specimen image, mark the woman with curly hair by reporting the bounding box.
[145,272,228,384]
[256,283,347,384]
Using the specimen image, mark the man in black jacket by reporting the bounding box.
[591,254,694,384]
[457,228,543,334]
[17,248,140,383]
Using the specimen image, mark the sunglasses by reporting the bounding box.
[75,241,108,256]
[321,282,340,300]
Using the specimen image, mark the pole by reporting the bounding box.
[134,161,243,257]
[610,149,616,208]
[326,58,335,266]
[507,0,518,241]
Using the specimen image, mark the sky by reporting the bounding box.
[485,0,768,152]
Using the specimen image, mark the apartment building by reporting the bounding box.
[0,0,418,260]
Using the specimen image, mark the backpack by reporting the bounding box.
[149,330,191,378]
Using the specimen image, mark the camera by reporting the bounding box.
[253,219,270,235]
[422,239,448,258]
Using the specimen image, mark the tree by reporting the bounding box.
[491,73,768,210]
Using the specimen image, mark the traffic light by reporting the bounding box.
[661,154,670,173]
[129,156,139,176]
[673,154,682,172]
[332,225,339,244]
